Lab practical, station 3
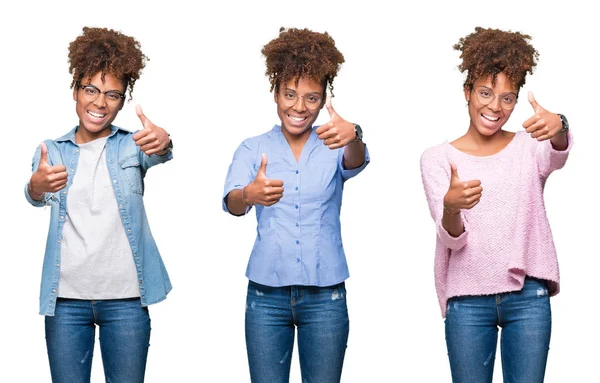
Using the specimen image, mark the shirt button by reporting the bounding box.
[296,170,299,174]
[57,240,61,244]
[75,149,79,153]
[295,205,298,209]
[127,229,131,232]
[56,264,60,267]
[296,240,299,244]
[70,169,74,172]
[139,280,143,284]
[63,191,67,195]
[119,204,124,209]
[113,179,117,183]
[60,216,64,220]
[295,186,298,191]
[52,289,56,293]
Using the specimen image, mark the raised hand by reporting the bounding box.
[29,143,68,197]
[443,162,482,215]
[523,91,563,141]
[315,97,357,149]
[244,154,284,206]
[132,105,171,155]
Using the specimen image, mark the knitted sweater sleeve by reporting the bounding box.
[420,146,469,251]
[535,130,573,178]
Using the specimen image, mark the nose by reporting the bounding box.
[293,96,307,112]
[488,95,502,112]
[93,92,107,108]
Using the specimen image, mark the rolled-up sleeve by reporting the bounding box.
[222,140,256,213]
[339,144,370,180]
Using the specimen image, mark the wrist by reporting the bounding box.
[443,204,461,216]
[28,182,44,199]
[241,185,254,206]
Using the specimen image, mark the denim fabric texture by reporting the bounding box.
[45,298,151,383]
[245,280,349,383]
[445,277,552,383]
[25,125,172,315]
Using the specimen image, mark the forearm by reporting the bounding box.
[342,141,366,170]
[441,208,464,237]
[226,188,250,216]
[550,131,568,151]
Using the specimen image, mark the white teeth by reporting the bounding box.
[88,111,105,118]
[289,115,305,122]
[482,114,499,122]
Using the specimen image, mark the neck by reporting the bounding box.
[75,126,111,144]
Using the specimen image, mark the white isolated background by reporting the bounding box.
[1,0,597,382]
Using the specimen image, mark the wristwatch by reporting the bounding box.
[353,123,363,143]
[557,114,569,133]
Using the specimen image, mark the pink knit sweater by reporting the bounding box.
[420,131,573,317]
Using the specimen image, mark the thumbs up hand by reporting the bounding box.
[244,154,284,206]
[29,142,69,197]
[132,105,171,155]
[442,162,483,215]
[315,96,357,150]
[522,91,563,141]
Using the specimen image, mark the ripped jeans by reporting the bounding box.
[45,298,151,383]
[245,280,349,383]
[445,277,552,383]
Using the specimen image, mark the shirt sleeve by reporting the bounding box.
[222,139,256,213]
[135,131,173,170]
[420,147,469,251]
[535,130,573,179]
[339,144,370,180]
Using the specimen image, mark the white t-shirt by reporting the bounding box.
[58,136,140,299]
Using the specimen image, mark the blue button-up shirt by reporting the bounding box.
[25,126,173,316]
[223,125,370,287]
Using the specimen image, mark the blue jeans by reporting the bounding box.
[45,298,151,383]
[245,280,349,383]
[445,277,552,383]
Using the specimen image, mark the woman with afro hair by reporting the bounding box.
[25,27,173,382]
[420,27,572,382]
[223,27,369,382]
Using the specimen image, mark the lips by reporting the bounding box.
[86,110,107,123]
[286,113,308,127]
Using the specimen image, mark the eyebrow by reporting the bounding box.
[283,89,322,96]
[477,86,517,95]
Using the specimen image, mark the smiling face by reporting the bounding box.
[73,72,126,143]
[465,72,519,137]
[275,77,325,141]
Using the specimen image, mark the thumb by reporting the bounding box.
[39,142,49,165]
[136,104,150,128]
[257,153,268,178]
[325,94,336,119]
[528,91,541,113]
[450,161,460,181]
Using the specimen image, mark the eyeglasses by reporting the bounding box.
[78,84,125,107]
[474,86,518,110]
[279,89,324,110]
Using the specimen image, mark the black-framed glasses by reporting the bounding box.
[279,89,324,110]
[474,86,518,110]
[78,84,125,107]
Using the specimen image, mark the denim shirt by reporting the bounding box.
[223,125,370,287]
[25,125,173,316]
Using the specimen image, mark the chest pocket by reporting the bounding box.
[119,154,144,194]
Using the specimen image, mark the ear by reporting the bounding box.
[274,91,278,104]
[464,86,471,103]
[73,86,78,101]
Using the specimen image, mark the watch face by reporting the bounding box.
[354,124,363,140]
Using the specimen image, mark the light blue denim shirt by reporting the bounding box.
[25,125,172,316]
[223,125,370,287]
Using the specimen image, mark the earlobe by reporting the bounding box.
[73,88,78,101]
[464,87,471,103]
